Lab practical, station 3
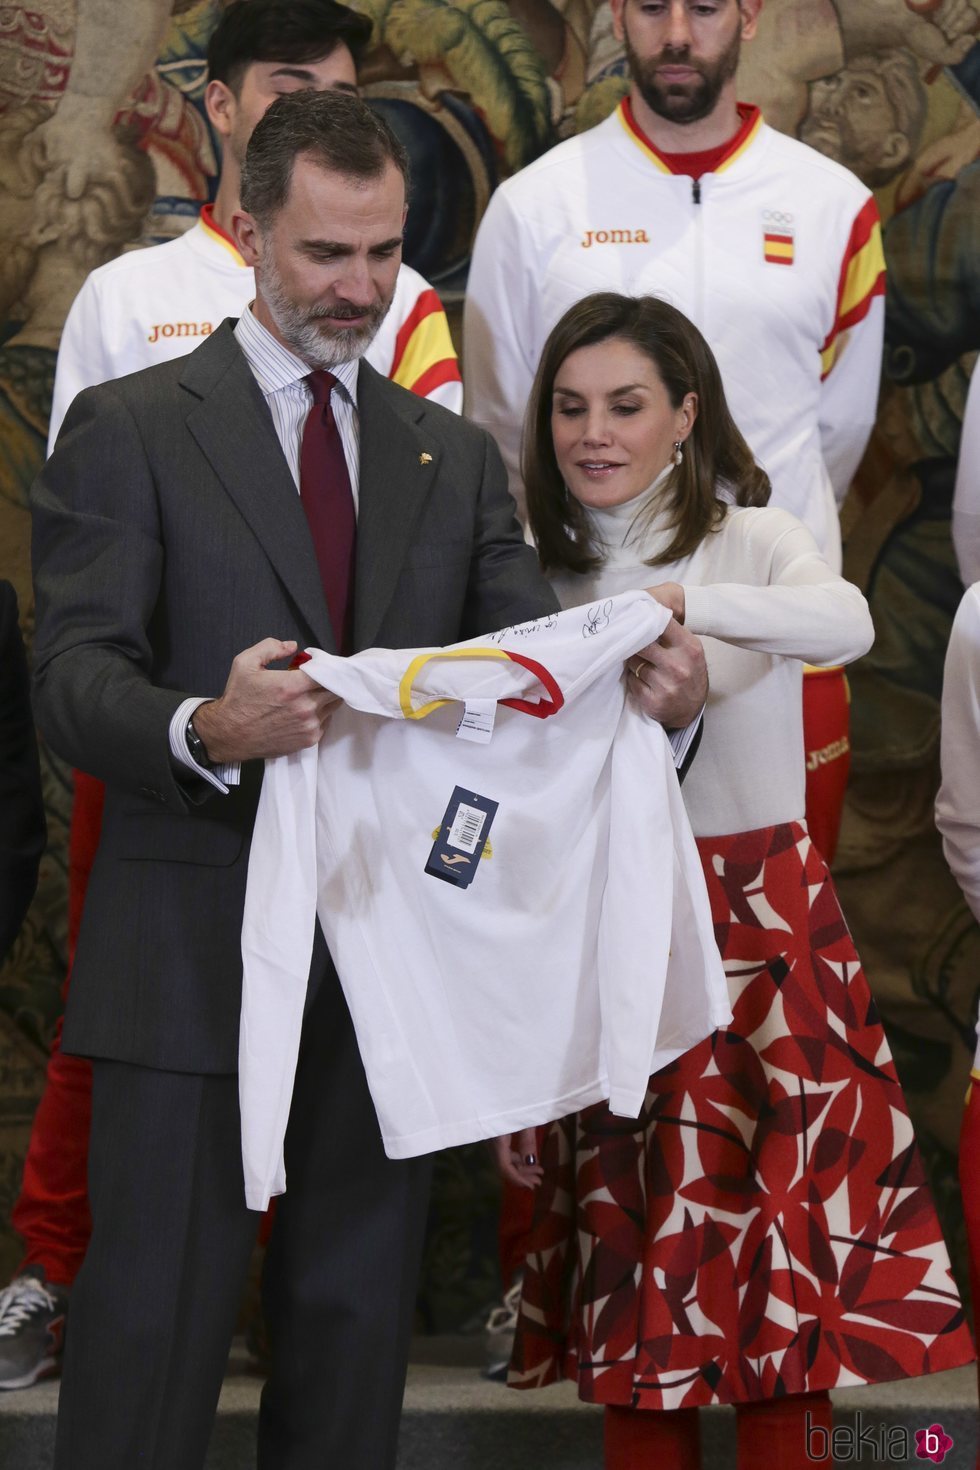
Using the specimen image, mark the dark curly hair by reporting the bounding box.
[208,0,373,94]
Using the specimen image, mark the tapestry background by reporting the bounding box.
[1,0,978,1331]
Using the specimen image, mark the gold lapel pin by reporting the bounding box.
[419,452,433,466]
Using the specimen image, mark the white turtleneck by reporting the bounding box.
[551,471,874,837]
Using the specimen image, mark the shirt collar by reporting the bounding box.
[234,304,360,406]
[616,98,763,177]
[584,461,675,553]
[198,204,247,266]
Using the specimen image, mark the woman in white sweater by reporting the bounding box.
[501,294,973,1470]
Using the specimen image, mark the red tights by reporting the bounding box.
[604,1391,834,1470]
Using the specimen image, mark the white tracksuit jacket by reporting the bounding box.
[464,101,885,570]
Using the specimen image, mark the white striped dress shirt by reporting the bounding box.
[169,306,361,789]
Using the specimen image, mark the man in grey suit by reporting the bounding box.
[31,89,705,1469]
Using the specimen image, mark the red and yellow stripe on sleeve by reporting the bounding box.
[389,288,461,400]
[819,197,886,380]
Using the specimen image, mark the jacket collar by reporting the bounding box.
[614,98,764,178]
[179,321,335,650]
[178,321,441,654]
[353,358,440,650]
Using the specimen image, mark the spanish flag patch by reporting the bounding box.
[763,230,794,266]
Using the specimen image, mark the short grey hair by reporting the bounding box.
[241,88,410,222]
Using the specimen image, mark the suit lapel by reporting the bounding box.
[354,361,437,650]
[180,324,335,652]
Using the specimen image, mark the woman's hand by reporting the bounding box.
[492,1128,544,1190]
[627,620,707,728]
[645,582,686,623]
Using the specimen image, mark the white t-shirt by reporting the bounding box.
[239,590,731,1210]
[48,208,462,450]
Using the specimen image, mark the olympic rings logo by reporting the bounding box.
[762,209,795,227]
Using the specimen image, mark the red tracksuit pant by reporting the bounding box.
[12,772,101,1286]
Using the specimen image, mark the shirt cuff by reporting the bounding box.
[168,697,240,792]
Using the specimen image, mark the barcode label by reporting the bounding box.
[425,785,498,888]
[448,803,487,854]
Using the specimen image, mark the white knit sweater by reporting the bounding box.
[552,471,875,837]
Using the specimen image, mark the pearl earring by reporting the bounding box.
[672,440,684,467]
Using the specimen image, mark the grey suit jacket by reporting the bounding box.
[31,320,557,1072]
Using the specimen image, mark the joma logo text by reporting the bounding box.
[147,321,214,344]
[581,228,650,249]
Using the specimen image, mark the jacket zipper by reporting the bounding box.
[692,176,705,330]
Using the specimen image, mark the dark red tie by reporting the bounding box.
[299,370,356,653]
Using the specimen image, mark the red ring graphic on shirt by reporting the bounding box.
[498,651,564,717]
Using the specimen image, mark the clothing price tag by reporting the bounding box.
[425,786,498,889]
[456,699,497,744]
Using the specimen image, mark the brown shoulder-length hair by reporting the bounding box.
[523,293,771,573]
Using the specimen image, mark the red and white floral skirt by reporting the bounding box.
[509,822,975,1408]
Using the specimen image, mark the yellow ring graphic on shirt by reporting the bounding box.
[398,647,510,719]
